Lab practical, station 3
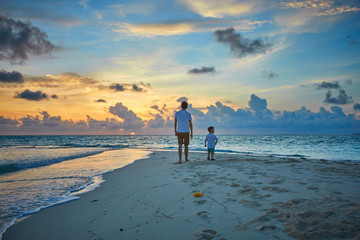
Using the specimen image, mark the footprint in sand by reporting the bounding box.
[237,185,256,194]
[269,179,284,184]
[260,225,277,231]
[196,211,209,218]
[262,186,289,193]
[194,199,207,204]
[194,229,218,239]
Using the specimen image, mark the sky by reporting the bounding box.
[0,0,359,135]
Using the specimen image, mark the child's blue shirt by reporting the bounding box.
[205,133,218,149]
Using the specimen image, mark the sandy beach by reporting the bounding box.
[3,150,360,240]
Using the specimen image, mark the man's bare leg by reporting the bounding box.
[185,145,189,162]
[178,144,182,163]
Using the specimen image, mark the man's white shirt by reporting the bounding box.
[175,110,192,133]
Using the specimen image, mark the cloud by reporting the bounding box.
[187,95,360,134]
[213,28,272,58]
[177,97,188,102]
[14,89,48,101]
[40,111,64,127]
[344,79,353,85]
[1,72,101,90]
[109,83,150,92]
[281,0,360,16]
[95,99,107,103]
[0,115,19,125]
[110,83,125,92]
[324,89,353,105]
[151,104,168,114]
[0,2,83,27]
[330,106,345,115]
[0,15,59,64]
[315,81,341,89]
[79,0,89,10]
[181,0,262,18]
[110,19,271,37]
[354,103,360,112]
[281,0,332,10]
[314,81,354,105]
[248,94,268,111]
[262,70,279,79]
[276,1,360,34]
[11,112,89,134]
[150,105,164,114]
[188,66,216,75]
[113,22,196,36]
[0,69,24,83]
[1,95,360,135]
[0,106,147,135]
[147,114,166,128]
[132,84,144,92]
[151,105,159,110]
[109,103,145,130]
[106,1,158,17]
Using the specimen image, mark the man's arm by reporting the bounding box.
[174,118,178,136]
[189,120,193,139]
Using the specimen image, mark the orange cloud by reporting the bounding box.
[181,0,261,18]
[281,0,360,16]
[110,19,270,37]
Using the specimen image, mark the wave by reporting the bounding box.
[0,150,106,175]
[184,147,254,155]
[282,154,307,158]
[0,194,79,239]
[60,143,130,148]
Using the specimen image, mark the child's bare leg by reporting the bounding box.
[184,145,189,162]
[211,152,214,159]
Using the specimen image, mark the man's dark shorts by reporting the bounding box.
[177,132,190,146]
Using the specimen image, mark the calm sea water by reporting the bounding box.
[0,135,359,237]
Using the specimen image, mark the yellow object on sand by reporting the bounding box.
[193,192,204,197]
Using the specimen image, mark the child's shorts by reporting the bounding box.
[207,148,215,153]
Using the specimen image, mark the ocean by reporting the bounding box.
[0,135,359,237]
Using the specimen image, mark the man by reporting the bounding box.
[174,101,193,164]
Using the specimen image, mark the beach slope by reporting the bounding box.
[3,151,360,239]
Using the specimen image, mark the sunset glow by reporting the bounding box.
[0,0,359,135]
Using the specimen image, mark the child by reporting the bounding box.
[205,126,218,161]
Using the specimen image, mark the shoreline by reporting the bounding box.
[0,149,152,239]
[3,151,360,239]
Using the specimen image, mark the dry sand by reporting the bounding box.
[3,150,360,240]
